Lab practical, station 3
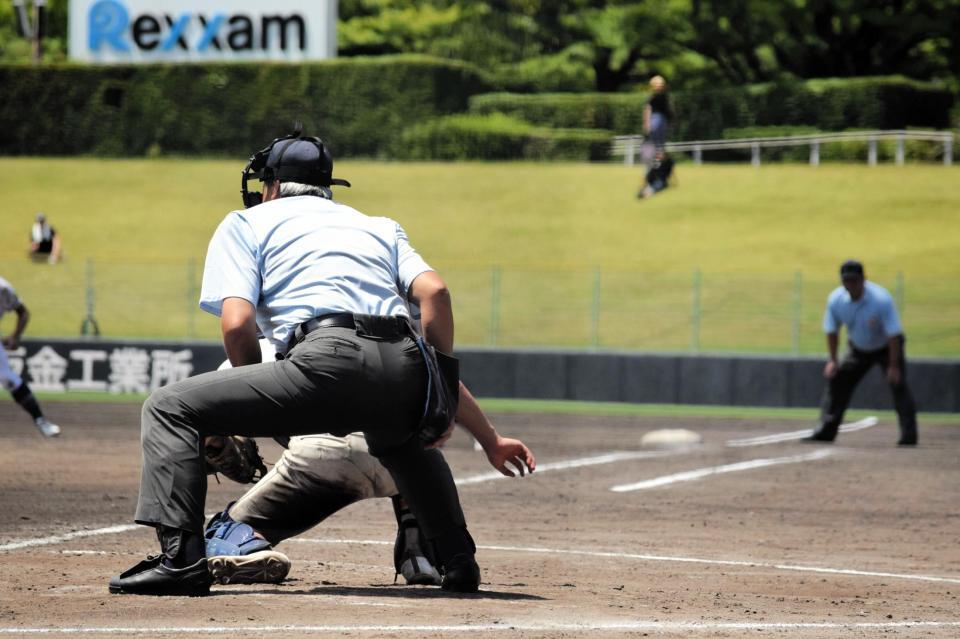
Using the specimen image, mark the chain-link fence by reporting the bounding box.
[2,259,957,356]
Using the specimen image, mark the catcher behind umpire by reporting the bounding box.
[203,339,535,587]
[110,127,532,596]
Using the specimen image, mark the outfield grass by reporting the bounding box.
[2,159,958,354]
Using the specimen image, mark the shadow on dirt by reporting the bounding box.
[217,583,548,601]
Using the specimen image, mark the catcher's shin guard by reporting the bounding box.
[392,496,442,586]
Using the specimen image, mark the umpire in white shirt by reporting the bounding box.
[805,260,918,446]
[110,130,480,596]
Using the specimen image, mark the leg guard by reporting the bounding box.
[392,496,441,586]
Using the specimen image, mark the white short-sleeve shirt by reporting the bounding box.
[199,196,432,352]
[822,280,903,351]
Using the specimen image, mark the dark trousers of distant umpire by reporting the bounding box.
[134,315,473,561]
[816,336,918,441]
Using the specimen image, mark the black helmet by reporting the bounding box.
[241,123,350,208]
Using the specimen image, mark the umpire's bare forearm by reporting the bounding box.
[221,297,262,366]
[826,332,839,362]
[410,272,454,354]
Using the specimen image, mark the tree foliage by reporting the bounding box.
[688,0,960,84]
[339,0,960,91]
[1,0,958,92]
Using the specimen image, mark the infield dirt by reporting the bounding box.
[1,400,958,638]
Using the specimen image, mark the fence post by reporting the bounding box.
[693,145,702,165]
[751,143,760,167]
[625,138,635,167]
[488,265,501,346]
[868,138,877,166]
[895,135,905,165]
[80,257,101,337]
[809,141,820,166]
[945,135,953,166]
[186,258,197,339]
[792,270,802,354]
[590,267,601,349]
[691,269,701,352]
[895,271,905,318]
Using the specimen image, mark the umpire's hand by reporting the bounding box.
[483,436,536,478]
[823,360,838,378]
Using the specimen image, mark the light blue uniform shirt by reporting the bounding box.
[822,280,903,351]
[200,196,432,352]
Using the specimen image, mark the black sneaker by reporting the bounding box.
[440,553,480,593]
[109,555,211,596]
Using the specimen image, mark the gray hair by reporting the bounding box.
[278,181,332,200]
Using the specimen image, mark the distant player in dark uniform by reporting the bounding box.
[29,213,62,264]
[805,260,918,446]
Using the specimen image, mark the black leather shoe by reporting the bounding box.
[802,430,836,443]
[441,553,480,593]
[897,427,918,446]
[801,435,835,443]
[109,555,211,596]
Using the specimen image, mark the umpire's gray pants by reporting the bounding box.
[134,325,466,542]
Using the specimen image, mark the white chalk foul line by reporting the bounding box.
[3,621,960,634]
[0,514,228,555]
[726,416,878,447]
[0,525,141,553]
[610,448,835,492]
[291,537,960,585]
[455,449,679,486]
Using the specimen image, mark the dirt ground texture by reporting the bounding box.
[0,400,958,638]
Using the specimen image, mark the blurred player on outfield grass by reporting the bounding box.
[28,212,63,264]
[0,276,61,437]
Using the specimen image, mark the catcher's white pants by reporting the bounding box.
[228,433,398,545]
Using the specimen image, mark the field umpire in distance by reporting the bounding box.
[805,260,918,446]
[110,128,481,596]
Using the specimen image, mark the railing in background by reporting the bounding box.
[612,130,955,167]
[2,260,957,357]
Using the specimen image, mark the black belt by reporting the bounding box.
[293,313,356,345]
[292,312,411,347]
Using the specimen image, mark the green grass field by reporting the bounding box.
[1,158,958,354]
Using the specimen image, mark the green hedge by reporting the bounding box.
[470,77,955,141]
[394,113,611,161]
[0,56,490,157]
[470,92,645,134]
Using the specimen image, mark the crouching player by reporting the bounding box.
[204,340,536,587]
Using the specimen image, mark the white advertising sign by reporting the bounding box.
[68,0,337,63]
